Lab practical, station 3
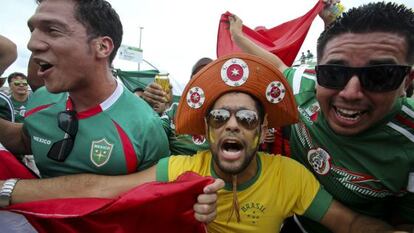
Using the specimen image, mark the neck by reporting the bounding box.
[68,67,117,112]
[12,93,28,102]
[214,155,258,186]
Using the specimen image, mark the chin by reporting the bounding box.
[329,123,367,136]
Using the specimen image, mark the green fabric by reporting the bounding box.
[24,86,170,178]
[11,96,29,123]
[161,103,210,155]
[115,69,159,92]
[303,187,333,221]
[156,157,170,182]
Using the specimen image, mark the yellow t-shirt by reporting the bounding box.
[156,150,332,233]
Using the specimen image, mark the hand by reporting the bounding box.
[264,128,275,143]
[228,14,243,41]
[142,82,169,107]
[319,0,341,26]
[193,178,225,223]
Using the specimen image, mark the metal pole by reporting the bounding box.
[138,26,144,71]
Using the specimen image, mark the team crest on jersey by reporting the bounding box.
[90,138,113,167]
[186,87,205,109]
[192,135,206,145]
[265,81,285,104]
[307,147,331,175]
[240,202,266,225]
[221,58,249,87]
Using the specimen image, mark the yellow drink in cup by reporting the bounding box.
[154,73,170,93]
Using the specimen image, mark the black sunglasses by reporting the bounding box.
[47,110,78,162]
[207,109,260,130]
[315,64,411,92]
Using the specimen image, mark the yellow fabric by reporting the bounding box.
[167,151,322,233]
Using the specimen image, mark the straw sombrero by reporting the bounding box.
[175,53,298,135]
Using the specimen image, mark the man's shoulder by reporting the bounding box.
[384,97,414,143]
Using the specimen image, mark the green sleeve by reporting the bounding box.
[137,114,171,171]
[156,157,170,181]
[303,187,334,221]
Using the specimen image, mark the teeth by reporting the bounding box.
[335,107,362,121]
[336,108,360,115]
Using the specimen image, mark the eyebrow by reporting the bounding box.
[28,17,69,32]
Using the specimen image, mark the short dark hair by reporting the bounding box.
[7,72,27,83]
[36,0,123,64]
[317,2,414,65]
[191,57,213,78]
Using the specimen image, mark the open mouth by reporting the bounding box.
[222,141,244,152]
[39,61,53,72]
[333,106,367,121]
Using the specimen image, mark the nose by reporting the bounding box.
[225,114,240,133]
[27,29,49,53]
[338,75,364,100]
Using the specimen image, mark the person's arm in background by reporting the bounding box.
[0,34,17,76]
[0,35,31,155]
[1,166,225,223]
[321,200,411,233]
[0,119,31,155]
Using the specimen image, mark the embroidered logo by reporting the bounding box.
[90,138,113,167]
[265,81,285,104]
[221,58,249,87]
[240,202,266,224]
[192,135,206,145]
[186,86,205,109]
[307,147,331,175]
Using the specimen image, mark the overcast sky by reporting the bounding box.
[1,0,413,94]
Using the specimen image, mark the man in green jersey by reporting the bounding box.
[7,72,30,123]
[228,1,414,232]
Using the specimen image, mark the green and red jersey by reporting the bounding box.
[24,83,170,178]
[284,67,414,232]
[161,102,209,155]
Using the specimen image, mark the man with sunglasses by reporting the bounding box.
[7,72,30,123]
[228,2,414,232]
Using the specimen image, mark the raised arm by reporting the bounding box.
[228,15,289,73]
[0,35,17,76]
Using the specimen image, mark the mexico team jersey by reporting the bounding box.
[24,83,170,178]
[10,96,28,123]
[156,151,332,233]
[284,67,414,232]
[0,92,14,122]
[161,102,209,155]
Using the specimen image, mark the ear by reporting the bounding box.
[94,36,114,60]
[259,114,269,143]
[402,69,414,96]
